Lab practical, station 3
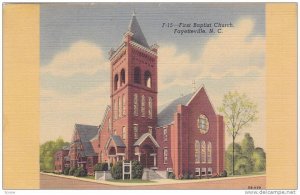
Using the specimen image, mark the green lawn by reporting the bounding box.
[107,179,156,183]
[82,175,95,180]
[227,171,266,177]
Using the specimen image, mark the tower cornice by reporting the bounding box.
[130,41,157,57]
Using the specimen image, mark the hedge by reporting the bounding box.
[63,167,70,175]
[111,160,144,180]
[94,162,108,171]
[74,167,87,177]
[69,167,77,176]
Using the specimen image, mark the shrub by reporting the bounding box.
[220,170,227,177]
[189,173,195,179]
[94,162,109,172]
[131,160,143,179]
[63,167,70,175]
[94,163,102,171]
[183,172,189,179]
[111,161,123,180]
[69,167,77,176]
[74,167,87,177]
[235,156,253,175]
[102,163,108,171]
[168,172,175,179]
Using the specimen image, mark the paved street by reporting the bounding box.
[40,173,266,190]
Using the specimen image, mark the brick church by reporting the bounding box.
[54,13,225,179]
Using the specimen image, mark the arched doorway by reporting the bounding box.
[140,144,155,168]
[108,147,117,165]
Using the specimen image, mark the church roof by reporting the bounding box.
[75,124,99,156]
[128,12,150,48]
[105,135,126,148]
[111,135,126,147]
[157,93,194,127]
[133,133,160,148]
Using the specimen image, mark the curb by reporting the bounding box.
[40,172,266,187]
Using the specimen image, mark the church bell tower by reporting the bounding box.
[108,12,159,161]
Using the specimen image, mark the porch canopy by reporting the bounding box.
[105,135,126,162]
[133,133,160,168]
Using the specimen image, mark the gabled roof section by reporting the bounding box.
[128,12,150,48]
[75,124,99,142]
[186,86,216,114]
[157,86,217,127]
[157,93,194,127]
[133,133,160,148]
[105,135,126,148]
[74,124,99,156]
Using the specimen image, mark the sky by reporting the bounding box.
[40,3,266,148]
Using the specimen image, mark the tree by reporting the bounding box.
[40,137,69,172]
[252,147,266,172]
[219,91,258,175]
[225,143,242,174]
[241,133,255,158]
[235,156,253,175]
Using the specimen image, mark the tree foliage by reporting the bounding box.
[252,147,266,172]
[225,133,266,175]
[219,91,258,175]
[241,133,255,158]
[225,143,242,174]
[219,91,258,139]
[40,137,69,172]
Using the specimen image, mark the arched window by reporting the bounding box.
[144,71,151,88]
[148,97,153,119]
[207,142,212,163]
[201,141,206,163]
[134,67,141,84]
[141,95,145,117]
[195,140,200,164]
[133,93,138,116]
[114,74,119,91]
[120,69,125,86]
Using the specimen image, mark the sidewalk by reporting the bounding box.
[40,172,266,187]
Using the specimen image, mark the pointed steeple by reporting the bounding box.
[128,12,150,48]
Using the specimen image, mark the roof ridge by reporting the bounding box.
[75,123,98,127]
[157,93,194,127]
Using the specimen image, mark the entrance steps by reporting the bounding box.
[143,168,167,180]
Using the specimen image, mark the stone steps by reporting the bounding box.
[143,168,166,180]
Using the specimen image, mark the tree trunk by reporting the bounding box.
[232,136,235,175]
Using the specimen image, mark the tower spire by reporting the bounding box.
[128,12,150,48]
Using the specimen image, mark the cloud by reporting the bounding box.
[199,18,265,79]
[158,18,265,90]
[40,40,111,143]
[156,18,265,148]
[41,41,109,77]
[40,87,110,143]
